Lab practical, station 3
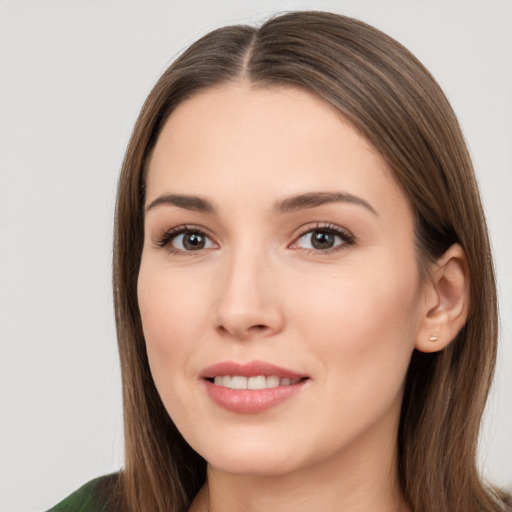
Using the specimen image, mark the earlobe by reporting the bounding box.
[415,244,470,353]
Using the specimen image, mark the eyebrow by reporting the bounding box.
[146,194,215,213]
[274,191,378,216]
[145,191,377,216]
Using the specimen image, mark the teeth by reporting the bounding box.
[231,376,247,389]
[248,375,266,390]
[212,375,301,390]
[266,375,280,388]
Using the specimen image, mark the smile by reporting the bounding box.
[201,361,309,413]
[212,375,303,389]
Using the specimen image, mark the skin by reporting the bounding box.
[137,83,468,512]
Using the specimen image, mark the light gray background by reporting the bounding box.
[1,1,511,510]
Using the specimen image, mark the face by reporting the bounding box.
[138,84,426,477]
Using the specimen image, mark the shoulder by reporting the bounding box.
[46,473,123,512]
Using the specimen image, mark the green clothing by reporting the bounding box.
[46,473,121,512]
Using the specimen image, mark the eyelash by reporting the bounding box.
[155,223,355,255]
[155,225,215,254]
[291,223,355,254]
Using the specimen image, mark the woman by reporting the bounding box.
[49,10,509,512]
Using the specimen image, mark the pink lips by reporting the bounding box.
[200,361,304,380]
[200,361,308,414]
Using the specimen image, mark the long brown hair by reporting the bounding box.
[113,11,506,511]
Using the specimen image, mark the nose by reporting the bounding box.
[213,248,285,341]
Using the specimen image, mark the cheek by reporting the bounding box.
[137,265,209,375]
[292,253,421,383]
[287,259,421,445]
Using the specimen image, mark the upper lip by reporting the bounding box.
[200,360,307,380]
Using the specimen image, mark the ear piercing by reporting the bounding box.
[429,335,438,342]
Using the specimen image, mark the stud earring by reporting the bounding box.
[429,335,438,342]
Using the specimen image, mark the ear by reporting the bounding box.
[415,244,470,353]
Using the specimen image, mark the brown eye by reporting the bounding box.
[310,231,336,249]
[293,225,354,253]
[160,229,215,252]
[179,232,207,250]
[296,229,341,250]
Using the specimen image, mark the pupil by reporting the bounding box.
[183,233,205,250]
[312,231,334,249]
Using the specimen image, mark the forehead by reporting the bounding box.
[150,83,379,169]
[146,83,410,220]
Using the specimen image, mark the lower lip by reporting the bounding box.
[203,379,307,413]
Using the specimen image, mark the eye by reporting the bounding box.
[291,224,354,252]
[156,226,216,253]
[172,231,214,251]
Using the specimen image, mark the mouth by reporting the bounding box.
[208,375,305,390]
[200,361,309,413]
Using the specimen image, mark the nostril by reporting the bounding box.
[249,324,270,333]
[216,322,272,339]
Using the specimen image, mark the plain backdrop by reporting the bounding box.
[1,1,511,510]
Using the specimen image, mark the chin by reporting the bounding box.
[193,439,305,477]
[208,454,299,477]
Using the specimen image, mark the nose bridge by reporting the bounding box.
[213,238,283,339]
